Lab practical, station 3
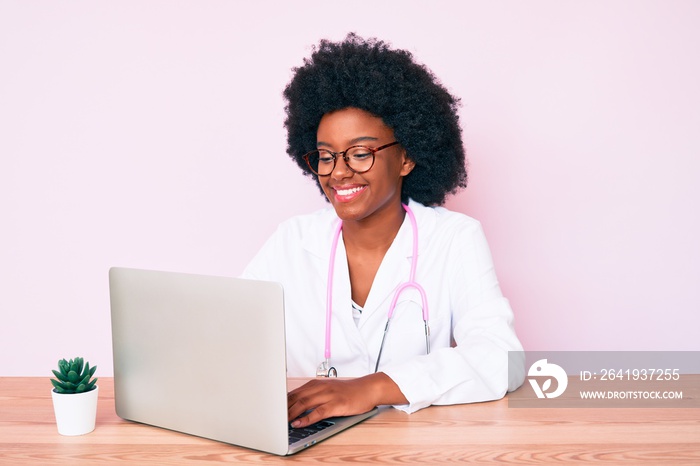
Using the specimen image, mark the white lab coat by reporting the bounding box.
[242,199,525,413]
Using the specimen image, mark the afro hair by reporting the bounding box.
[283,33,467,206]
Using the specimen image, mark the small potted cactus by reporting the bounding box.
[50,357,99,435]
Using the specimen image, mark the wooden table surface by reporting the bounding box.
[1,377,699,465]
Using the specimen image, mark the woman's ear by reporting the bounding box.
[400,152,416,176]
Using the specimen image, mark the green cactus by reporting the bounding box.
[50,357,98,394]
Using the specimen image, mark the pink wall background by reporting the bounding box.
[2,1,699,375]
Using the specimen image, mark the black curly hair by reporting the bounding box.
[283,33,467,206]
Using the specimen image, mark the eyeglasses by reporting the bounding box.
[303,141,400,176]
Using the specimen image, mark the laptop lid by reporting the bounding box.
[109,267,376,456]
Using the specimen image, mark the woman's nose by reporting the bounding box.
[330,155,353,179]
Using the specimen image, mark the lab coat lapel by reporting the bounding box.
[299,209,356,337]
[329,234,354,327]
[300,208,339,261]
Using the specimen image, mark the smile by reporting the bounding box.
[332,185,367,202]
[335,186,365,196]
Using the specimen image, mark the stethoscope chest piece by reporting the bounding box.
[316,359,337,378]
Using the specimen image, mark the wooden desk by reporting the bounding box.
[1,377,699,465]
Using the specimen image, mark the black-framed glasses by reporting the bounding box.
[302,141,400,176]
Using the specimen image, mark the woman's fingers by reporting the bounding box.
[288,374,404,428]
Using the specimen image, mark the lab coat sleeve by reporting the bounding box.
[382,221,525,413]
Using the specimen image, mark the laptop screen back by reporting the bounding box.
[109,267,290,455]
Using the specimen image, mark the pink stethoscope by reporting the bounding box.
[316,203,431,377]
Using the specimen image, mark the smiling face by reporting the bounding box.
[315,107,415,224]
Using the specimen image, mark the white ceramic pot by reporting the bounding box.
[51,386,99,436]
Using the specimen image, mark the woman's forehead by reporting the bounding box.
[316,108,394,144]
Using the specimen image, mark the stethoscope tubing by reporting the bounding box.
[322,203,430,376]
[325,220,344,361]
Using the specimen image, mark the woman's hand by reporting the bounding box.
[287,372,407,428]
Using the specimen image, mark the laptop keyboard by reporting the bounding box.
[288,420,336,445]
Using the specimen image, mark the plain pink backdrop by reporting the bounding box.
[2,1,699,375]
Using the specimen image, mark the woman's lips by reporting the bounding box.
[333,185,367,202]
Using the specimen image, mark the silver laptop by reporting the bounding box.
[109,267,377,455]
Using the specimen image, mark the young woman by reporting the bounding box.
[242,33,524,428]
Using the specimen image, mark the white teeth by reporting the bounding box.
[336,186,364,196]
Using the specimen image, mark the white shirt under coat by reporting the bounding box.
[241,199,525,413]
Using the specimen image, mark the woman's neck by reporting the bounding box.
[341,202,406,308]
[341,202,406,253]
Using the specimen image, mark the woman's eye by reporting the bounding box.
[351,152,372,160]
